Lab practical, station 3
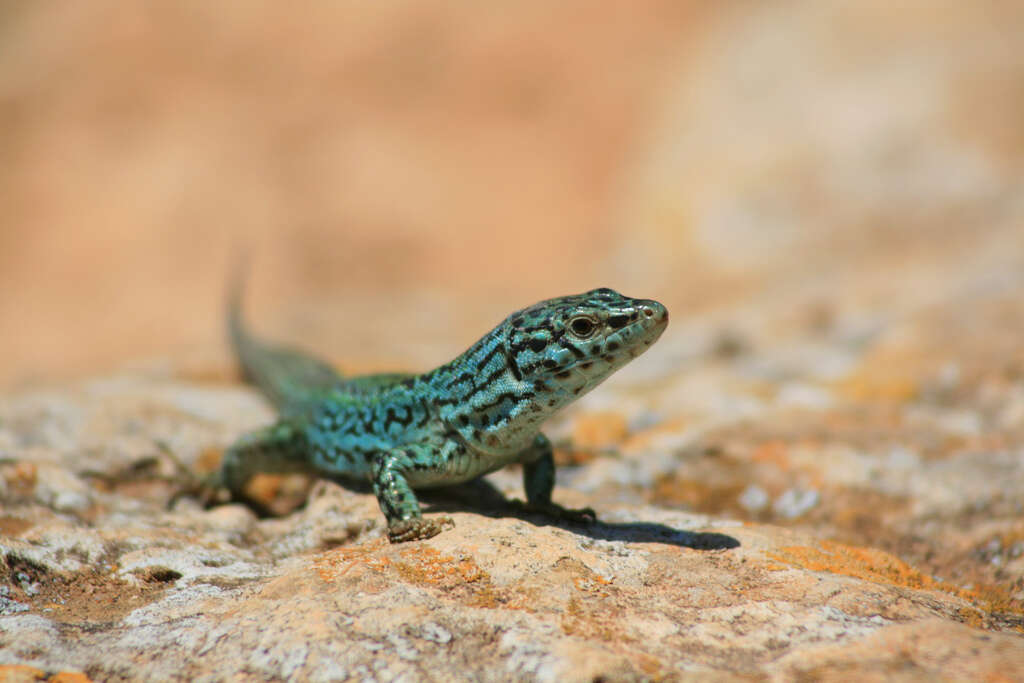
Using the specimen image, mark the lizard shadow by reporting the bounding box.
[418,479,740,551]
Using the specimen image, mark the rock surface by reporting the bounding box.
[2,349,1023,681]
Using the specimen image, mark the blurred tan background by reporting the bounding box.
[1,0,1022,387]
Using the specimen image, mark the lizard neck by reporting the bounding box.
[423,325,558,455]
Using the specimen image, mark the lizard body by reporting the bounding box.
[220,286,668,542]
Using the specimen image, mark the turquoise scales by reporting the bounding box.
[220,286,668,542]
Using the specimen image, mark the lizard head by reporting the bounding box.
[433,288,668,455]
[505,287,668,404]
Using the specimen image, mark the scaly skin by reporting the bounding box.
[219,286,668,542]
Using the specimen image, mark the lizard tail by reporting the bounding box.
[227,254,250,362]
[227,263,343,412]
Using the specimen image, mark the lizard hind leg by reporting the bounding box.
[217,420,315,508]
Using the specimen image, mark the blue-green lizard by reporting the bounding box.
[219,286,667,542]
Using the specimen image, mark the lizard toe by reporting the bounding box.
[387,516,455,543]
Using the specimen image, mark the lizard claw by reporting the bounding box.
[167,470,229,509]
[153,440,229,509]
[387,516,455,543]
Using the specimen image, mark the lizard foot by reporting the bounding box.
[387,516,455,543]
[168,470,229,509]
[512,500,597,525]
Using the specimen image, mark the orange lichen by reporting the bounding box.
[2,462,38,495]
[958,606,986,630]
[573,573,610,588]
[316,542,501,608]
[393,546,502,608]
[767,541,1024,630]
[769,541,953,592]
[314,539,390,582]
[983,672,1019,683]
[572,573,612,598]
[394,546,488,586]
[49,673,95,683]
[0,667,91,683]
[635,653,666,679]
[751,441,790,469]
[960,583,1024,630]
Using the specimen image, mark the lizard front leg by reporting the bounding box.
[518,433,596,524]
[370,444,455,543]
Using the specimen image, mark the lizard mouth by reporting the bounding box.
[617,305,668,358]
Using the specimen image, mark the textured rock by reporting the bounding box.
[1,371,1023,681]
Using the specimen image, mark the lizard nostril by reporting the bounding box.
[641,306,654,318]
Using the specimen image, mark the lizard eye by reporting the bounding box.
[568,316,598,339]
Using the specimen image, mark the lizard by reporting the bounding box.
[216,284,668,543]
